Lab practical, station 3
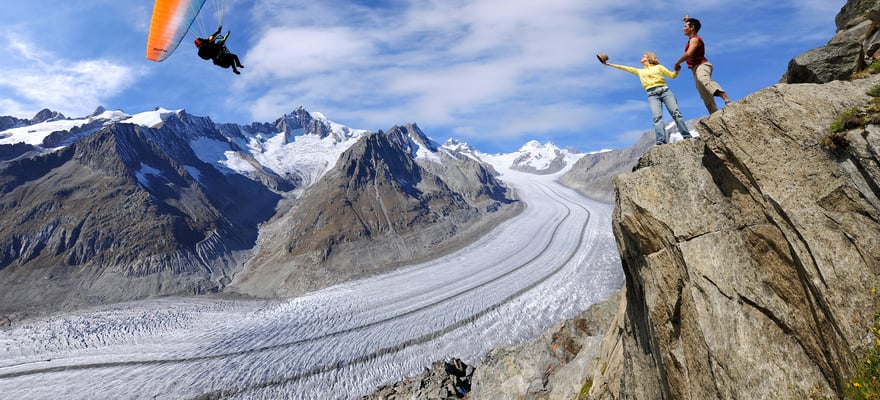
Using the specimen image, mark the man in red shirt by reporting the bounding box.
[674,15,731,114]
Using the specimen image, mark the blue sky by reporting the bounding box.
[2,0,845,153]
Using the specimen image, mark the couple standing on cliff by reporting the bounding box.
[598,14,732,145]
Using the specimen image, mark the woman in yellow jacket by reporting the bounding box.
[599,52,693,145]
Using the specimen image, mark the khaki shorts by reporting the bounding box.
[692,63,725,114]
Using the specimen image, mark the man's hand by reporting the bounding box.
[674,63,681,72]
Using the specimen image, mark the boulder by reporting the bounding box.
[781,39,864,83]
[783,1,880,83]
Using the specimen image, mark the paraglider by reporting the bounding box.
[194,26,244,74]
[145,0,243,74]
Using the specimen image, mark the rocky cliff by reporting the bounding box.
[470,71,878,400]
[367,1,880,398]
[605,73,880,399]
[782,0,879,84]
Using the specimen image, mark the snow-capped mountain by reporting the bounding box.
[0,106,369,189]
[231,123,515,298]
[508,140,583,175]
[442,138,480,160]
[453,140,585,177]
[0,107,516,314]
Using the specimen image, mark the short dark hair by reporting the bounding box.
[686,18,701,33]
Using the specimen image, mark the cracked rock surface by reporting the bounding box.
[609,75,880,399]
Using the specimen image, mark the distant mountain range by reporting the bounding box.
[0,106,605,316]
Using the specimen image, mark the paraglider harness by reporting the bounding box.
[194,29,230,61]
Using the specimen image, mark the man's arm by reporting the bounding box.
[674,37,700,71]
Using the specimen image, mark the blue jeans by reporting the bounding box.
[646,86,692,144]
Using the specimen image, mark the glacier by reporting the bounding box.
[0,122,623,400]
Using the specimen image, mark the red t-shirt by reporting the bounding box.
[685,35,708,69]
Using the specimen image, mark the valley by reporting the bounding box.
[0,161,623,399]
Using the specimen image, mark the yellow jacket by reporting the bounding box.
[609,63,678,91]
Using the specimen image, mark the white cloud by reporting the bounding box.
[239,0,653,133]
[244,27,375,80]
[0,36,144,118]
[497,103,602,137]
[386,62,520,121]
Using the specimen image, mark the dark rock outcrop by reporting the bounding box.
[837,0,880,30]
[0,115,28,132]
[783,40,865,84]
[364,358,473,400]
[781,0,879,83]
[31,109,65,124]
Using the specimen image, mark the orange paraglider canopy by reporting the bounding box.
[146,0,208,62]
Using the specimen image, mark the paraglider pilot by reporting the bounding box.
[194,26,245,75]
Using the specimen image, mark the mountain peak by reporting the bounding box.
[519,140,558,153]
[507,140,581,175]
[89,106,107,118]
[31,109,65,124]
[382,124,445,164]
[272,107,367,144]
[443,138,474,153]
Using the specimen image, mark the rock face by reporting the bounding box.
[838,0,880,31]
[783,40,865,84]
[607,74,880,398]
[781,0,879,83]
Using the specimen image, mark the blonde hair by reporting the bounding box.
[643,52,660,65]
